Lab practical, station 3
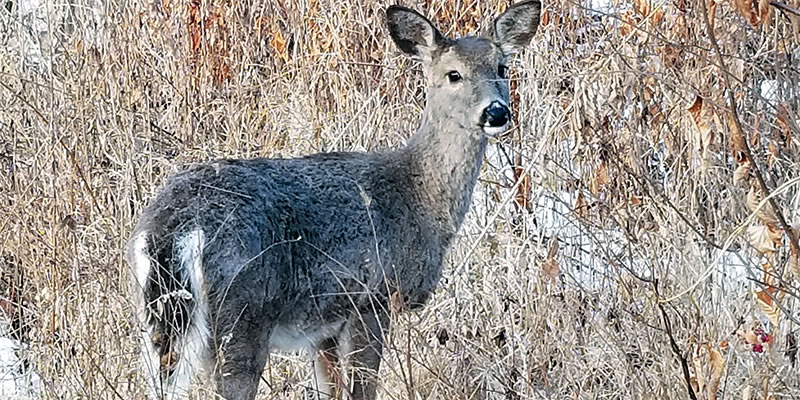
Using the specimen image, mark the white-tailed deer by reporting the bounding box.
[127,2,540,399]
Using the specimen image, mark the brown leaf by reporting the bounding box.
[706,345,725,400]
[756,288,780,327]
[633,0,665,25]
[733,161,751,186]
[575,191,589,220]
[542,236,559,281]
[776,104,793,148]
[688,96,715,172]
[750,124,760,148]
[619,11,637,36]
[691,343,726,399]
[758,0,773,25]
[513,154,532,212]
[746,186,779,227]
[746,225,783,253]
[591,161,610,194]
[692,344,706,396]
[726,112,748,162]
[660,44,683,69]
[541,10,552,27]
[732,0,759,25]
[768,142,780,169]
[762,261,777,287]
[756,288,774,306]
[688,96,709,134]
[708,0,718,24]
[269,21,288,62]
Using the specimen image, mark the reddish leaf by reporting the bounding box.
[732,0,759,25]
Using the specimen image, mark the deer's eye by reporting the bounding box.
[446,71,462,83]
[498,65,509,79]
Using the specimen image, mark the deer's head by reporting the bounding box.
[387,1,541,137]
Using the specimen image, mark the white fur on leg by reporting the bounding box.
[166,229,211,399]
[129,232,163,399]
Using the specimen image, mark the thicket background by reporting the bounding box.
[1,0,799,398]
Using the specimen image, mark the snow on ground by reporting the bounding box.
[0,315,39,399]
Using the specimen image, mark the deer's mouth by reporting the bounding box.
[481,123,509,137]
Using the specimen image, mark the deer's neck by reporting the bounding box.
[403,111,488,240]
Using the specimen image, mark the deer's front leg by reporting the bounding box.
[346,307,390,400]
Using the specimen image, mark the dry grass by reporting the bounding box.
[1,0,800,398]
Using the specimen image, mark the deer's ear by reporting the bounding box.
[386,6,446,62]
[484,0,541,55]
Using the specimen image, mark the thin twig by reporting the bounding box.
[655,283,698,400]
[770,1,800,17]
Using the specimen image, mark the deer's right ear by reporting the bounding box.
[486,0,541,55]
[386,6,445,62]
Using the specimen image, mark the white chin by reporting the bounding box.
[482,125,508,137]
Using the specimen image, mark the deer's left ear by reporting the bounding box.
[483,0,541,55]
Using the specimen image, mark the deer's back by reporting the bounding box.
[133,151,446,343]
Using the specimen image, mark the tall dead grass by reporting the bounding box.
[1,0,799,398]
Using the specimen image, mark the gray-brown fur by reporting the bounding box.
[128,2,541,399]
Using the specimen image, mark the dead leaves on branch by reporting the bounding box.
[688,96,717,174]
[743,183,797,279]
[541,236,560,283]
[753,262,782,327]
[591,160,612,195]
[184,0,232,85]
[265,18,288,63]
[744,185,798,277]
[746,225,783,253]
[755,286,781,327]
[733,161,752,185]
[776,104,795,148]
[731,0,774,25]
[746,185,780,227]
[690,343,726,400]
[685,96,796,271]
[725,111,748,165]
[633,0,666,26]
[682,91,799,330]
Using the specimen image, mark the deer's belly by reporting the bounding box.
[269,321,344,352]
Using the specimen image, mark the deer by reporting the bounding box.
[127,2,540,399]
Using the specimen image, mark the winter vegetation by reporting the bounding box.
[0,0,799,398]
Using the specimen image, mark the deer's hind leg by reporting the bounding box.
[312,337,343,399]
[345,306,390,400]
[210,266,276,398]
[212,304,274,400]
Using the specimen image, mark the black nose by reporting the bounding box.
[481,102,510,127]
